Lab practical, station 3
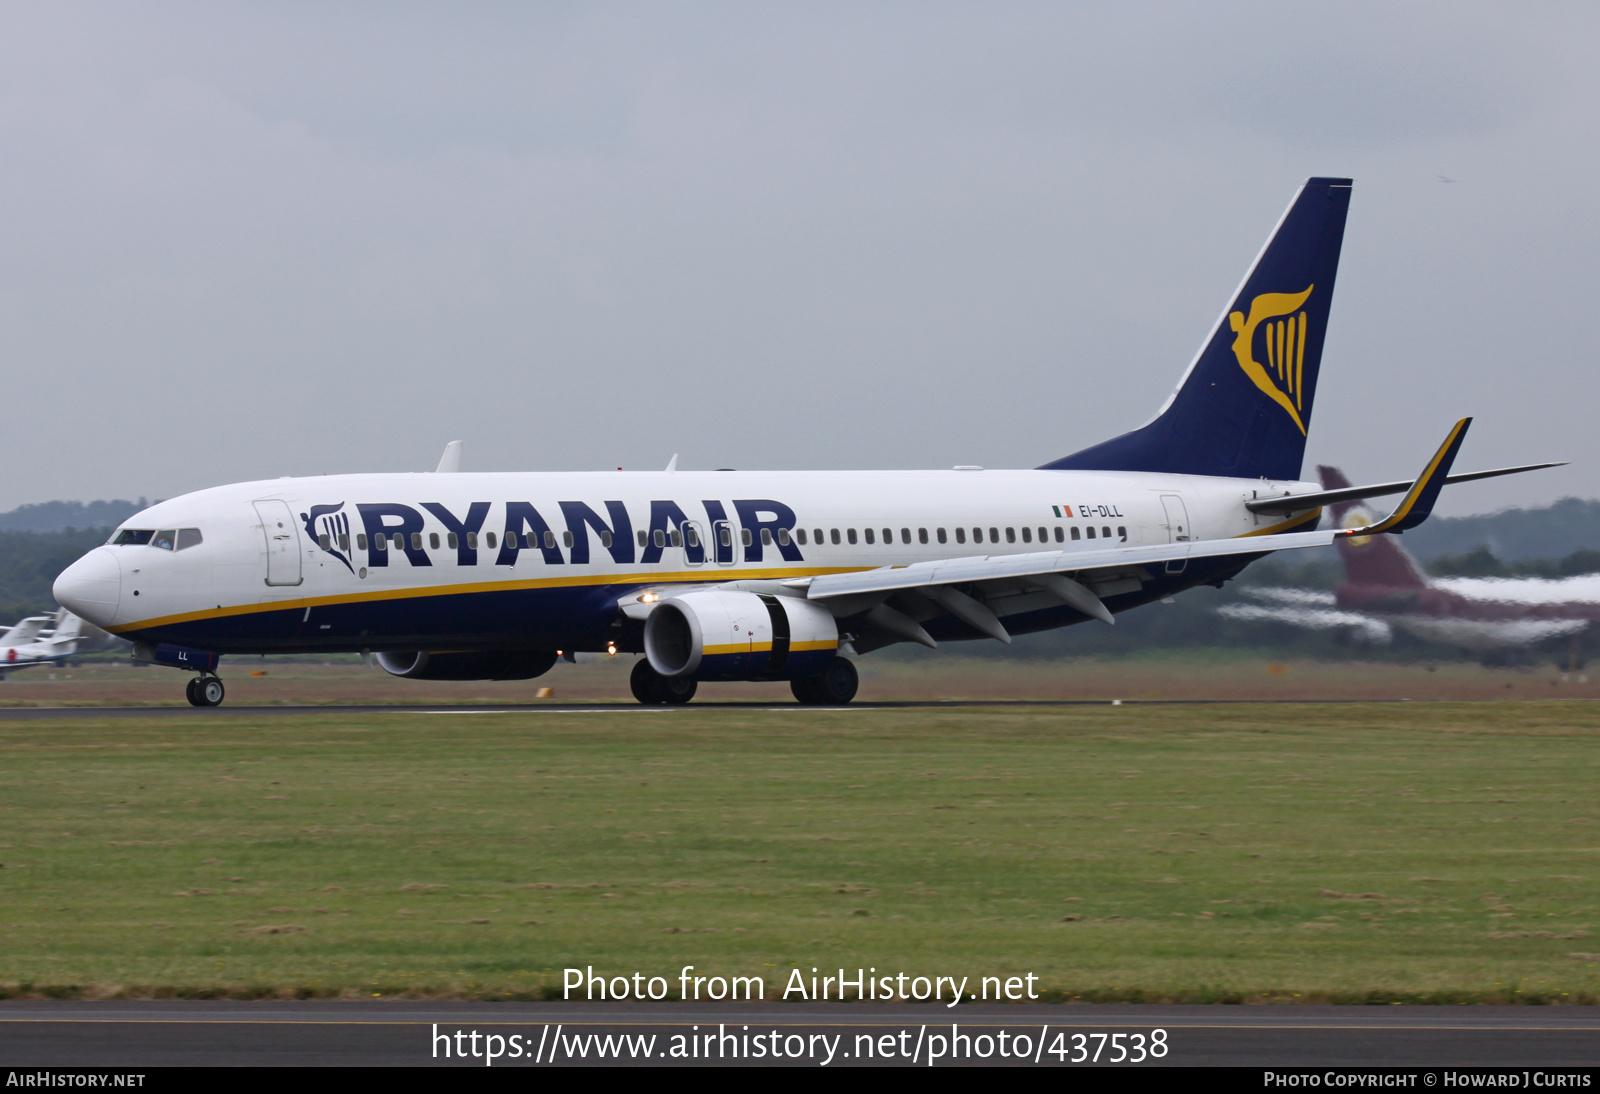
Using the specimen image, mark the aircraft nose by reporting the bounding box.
[54,547,121,629]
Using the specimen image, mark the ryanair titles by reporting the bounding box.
[302,499,802,574]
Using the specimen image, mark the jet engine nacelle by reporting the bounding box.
[375,649,558,681]
[644,590,838,680]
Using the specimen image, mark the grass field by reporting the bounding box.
[1,701,1597,1003]
[0,649,1592,705]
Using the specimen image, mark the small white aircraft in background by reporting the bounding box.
[0,608,87,678]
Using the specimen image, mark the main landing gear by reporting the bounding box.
[185,675,225,708]
[628,655,860,706]
[630,659,698,705]
[790,656,859,706]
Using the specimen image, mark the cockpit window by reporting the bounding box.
[176,528,203,551]
[151,530,177,551]
[112,529,154,546]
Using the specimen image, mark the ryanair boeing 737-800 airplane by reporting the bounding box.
[52,178,1559,706]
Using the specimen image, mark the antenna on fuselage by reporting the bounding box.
[435,441,462,473]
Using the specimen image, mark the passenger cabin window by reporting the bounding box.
[596,531,609,549]
[467,532,478,550]
[761,528,772,546]
[176,528,203,551]
[654,529,666,548]
[918,528,929,544]
[830,529,840,545]
[1021,527,1032,543]
[1005,527,1016,544]
[374,534,387,551]
[1102,526,1111,539]
[685,527,699,548]
[776,528,789,547]
[1086,527,1096,539]
[1054,526,1064,543]
[357,534,369,550]
[545,530,557,549]
[741,528,753,547]
[988,527,999,543]
[563,531,574,548]
[955,527,966,544]
[671,529,683,547]
[318,533,331,551]
[638,530,649,548]
[1037,526,1047,542]
[937,528,947,544]
[814,528,824,543]
[429,533,440,550]
[847,528,857,545]
[1071,527,1080,541]
[448,532,459,549]
[411,533,422,551]
[901,528,911,544]
[796,529,807,545]
[864,528,876,545]
[1117,525,1127,541]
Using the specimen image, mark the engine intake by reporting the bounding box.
[644,590,837,680]
[375,649,558,681]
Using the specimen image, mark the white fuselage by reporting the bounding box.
[55,467,1318,654]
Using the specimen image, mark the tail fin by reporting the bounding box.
[1320,465,1429,590]
[1042,177,1353,480]
[49,611,83,650]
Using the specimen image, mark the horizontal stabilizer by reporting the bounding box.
[1247,460,1564,514]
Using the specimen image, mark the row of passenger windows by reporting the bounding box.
[317,523,1128,555]
[110,528,204,551]
[792,525,1127,546]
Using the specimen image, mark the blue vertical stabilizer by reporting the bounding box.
[1041,177,1352,480]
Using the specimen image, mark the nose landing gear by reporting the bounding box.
[185,675,226,707]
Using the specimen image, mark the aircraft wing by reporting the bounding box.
[793,528,1335,603]
[785,418,1472,644]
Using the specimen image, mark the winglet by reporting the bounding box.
[1341,418,1470,537]
[435,441,462,474]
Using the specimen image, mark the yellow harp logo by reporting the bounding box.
[1228,286,1313,435]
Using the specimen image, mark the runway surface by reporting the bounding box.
[0,697,1536,720]
[2,1001,1598,1067]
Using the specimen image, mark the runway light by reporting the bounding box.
[606,642,617,656]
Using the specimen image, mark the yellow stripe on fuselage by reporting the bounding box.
[105,565,864,635]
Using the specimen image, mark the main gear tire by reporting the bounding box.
[630,659,667,704]
[661,675,698,705]
[792,657,858,705]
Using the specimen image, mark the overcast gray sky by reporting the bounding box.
[1,1,1595,516]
